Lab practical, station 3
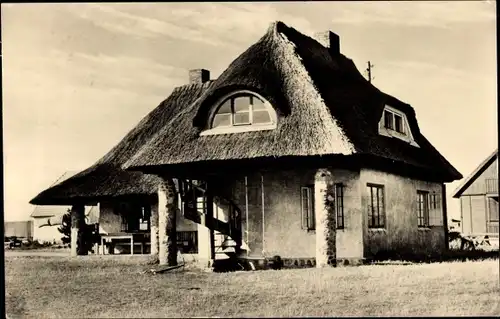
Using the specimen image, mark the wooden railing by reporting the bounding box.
[486,179,498,195]
[178,179,242,254]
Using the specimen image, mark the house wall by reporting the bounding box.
[462,157,498,196]
[227,168,363,260]
[460,196,472,234]
[457,156,498,235]
[230,169,316,258]
[331,169,364,260]
[359,168,445,258]
[5,220,34,240]
[32,218,61,243]
[459,195,492,234]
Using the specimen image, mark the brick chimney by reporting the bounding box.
[313,31,340,55]
[189,69,210,84]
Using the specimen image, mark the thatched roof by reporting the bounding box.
[31,20,462,205]
[123,21,461,182]
[30,82,213,205]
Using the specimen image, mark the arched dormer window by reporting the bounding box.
[200,90,277,136]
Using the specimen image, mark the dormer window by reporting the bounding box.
[201,90,277,136]
[379,105,419,147]
[384,110,405,134]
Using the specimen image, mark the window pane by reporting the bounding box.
[234,96,251,113]
[233,112,250,125]
[253,110,272,124]
[212,114,231,128]
[252,97,266,110]
[384,111,394,130]
[217,99,231,114]
[394,115,404,133]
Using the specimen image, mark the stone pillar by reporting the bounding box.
[314,169,336,267]
[150,202,159,257]
[158,178,178,266]
[70,204,86,257]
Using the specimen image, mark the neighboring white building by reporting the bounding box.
[31,205,69,243]
[31,205,100,244]
[30,171,99,244]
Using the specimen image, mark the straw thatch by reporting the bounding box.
[31,20,462,205]
[124,21,461,182]
[30,82,213,205]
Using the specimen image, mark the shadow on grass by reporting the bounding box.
[370,249,499,265]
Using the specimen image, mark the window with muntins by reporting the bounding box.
[201,91,277,136]
[384,109,405,134]
[212,94,274,128]
[335,184,345,229]
[367,184,385,228]
[379,105,419,147]
[417,191,430,228]
[301,186,315,231]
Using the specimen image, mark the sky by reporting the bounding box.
[1,2,497,222]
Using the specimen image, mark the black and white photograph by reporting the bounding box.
[2,1,498,318]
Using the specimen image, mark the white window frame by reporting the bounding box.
[200,90,278,136]
[378,105,419,147]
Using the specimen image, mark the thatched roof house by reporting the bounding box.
[30,20,464,265]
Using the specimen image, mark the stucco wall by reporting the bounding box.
[227,168,363,259]
[359,168,445,258]
[330,168,363,260]
[229,170,316,258]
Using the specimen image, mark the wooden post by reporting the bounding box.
[314,169,336,267]
[70,204,86,257]
[150,203,159,257]
[158,178,178,266]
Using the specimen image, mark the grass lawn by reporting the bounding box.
[5,255,500,318]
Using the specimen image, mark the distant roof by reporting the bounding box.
[30,205,69,218]
[31,205,98,221]
[452,149,498,198]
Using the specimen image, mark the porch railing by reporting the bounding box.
[178,179,242,253]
